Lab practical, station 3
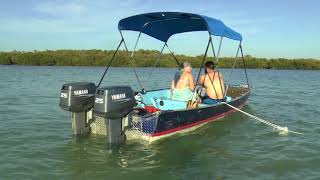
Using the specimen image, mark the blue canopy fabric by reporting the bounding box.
[118,12,242,42]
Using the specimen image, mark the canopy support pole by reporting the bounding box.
[224,43,241,97]
[97,38,124,87]
[195,34,220,101]
[195,36,212,86]
[150,43,166,77]
[121,31,145,92]
[209,35,216,59]
[165,43,182,68]
[208,35,225,101]
[215,37,225,101]
[215,36,223,65]
[119,30,129,51]
[130,32,144,92]
[240,44,250,87]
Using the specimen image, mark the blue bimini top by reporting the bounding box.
[118,12,242,42]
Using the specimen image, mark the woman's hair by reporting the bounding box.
[205,61,215,70]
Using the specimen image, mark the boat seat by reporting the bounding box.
[155,95,232,110]
[137,89,187,110]
[138,90,233,110]
[198,96,232,107]
[154,98,187,110]
[140,89,171,107]
[225,96,232,102]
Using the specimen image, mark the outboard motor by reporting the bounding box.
[93,86,135,144]
[59,82,96,135]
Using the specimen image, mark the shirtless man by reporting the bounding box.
[170,61,195,101]
[198,61,225,104]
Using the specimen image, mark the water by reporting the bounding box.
[0,65,319,179]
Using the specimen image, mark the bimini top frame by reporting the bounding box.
[98,12,249,93]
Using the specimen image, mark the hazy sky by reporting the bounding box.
[0,0,319,58]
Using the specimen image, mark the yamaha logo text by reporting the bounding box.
[73,89,88,96]
[111,93,126,100]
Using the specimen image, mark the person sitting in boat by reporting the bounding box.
[170,61,195,101]
[198,61,225,104]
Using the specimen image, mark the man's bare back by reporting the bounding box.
[171,62,195,91]
[200,71,225,99]
[174,72,194,89]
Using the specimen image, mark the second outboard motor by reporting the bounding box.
[59,82,96,135]
[93,86,135,144]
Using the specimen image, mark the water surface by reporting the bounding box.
[0,65,319,179]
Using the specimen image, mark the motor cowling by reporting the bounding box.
[93,86,135,145]
[59,82,96,112]
[59,82,96,135]
[93,86,135,118]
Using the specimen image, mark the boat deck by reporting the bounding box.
[226,86,250,99]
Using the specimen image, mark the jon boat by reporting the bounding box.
[59,12,251,144]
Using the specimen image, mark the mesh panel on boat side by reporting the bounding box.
[90,115,107,135]
[126,114,158,141]
[130,115,157,133]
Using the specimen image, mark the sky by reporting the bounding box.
[0,0,319,59]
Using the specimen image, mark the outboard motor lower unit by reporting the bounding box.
[59,82,96,135]
[93,86,135,144]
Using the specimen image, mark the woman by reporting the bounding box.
[170,61,195,101]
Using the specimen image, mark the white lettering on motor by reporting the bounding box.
[60,93,67,98]
[95,98,104,104]
[73,89,88,96]
[111,93,126,100]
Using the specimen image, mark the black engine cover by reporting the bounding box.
[93,86,135,118]
[59,82,96,112]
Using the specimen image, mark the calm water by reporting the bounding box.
[0,65,319,179]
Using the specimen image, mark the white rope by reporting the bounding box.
[222,102,303,135]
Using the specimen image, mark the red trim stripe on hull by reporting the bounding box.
[151,103,245,137]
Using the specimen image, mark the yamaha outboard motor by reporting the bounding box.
[93,86,135,144]
[59,82,96,135]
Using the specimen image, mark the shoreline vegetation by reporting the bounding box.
[0,49,319,70]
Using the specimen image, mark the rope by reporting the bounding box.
[222,102,303,135]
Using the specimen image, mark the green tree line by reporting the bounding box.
[0,49,319,70]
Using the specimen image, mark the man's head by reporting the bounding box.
[183,61,192,73]
[205,61,215,73]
